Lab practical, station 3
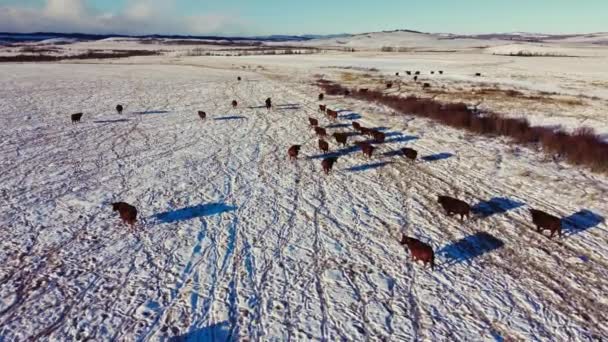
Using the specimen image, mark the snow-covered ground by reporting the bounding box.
[1,47,608,340]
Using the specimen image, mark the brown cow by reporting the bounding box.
[360,127,374,137]
[318,93,324,101]
[319,104,327,112]
[406,71,412,75]
[359,88,369,93]
[344,89,350,96]
[439,71,444,75]
[116,104,123,114]
[358,142,374,158]
[326,109,338,121]
[309,117,319,127]
[333,132,348,147]
[386,82,393,89]
[71,113,83,124]
[237,76,242,81]
[438,196,471,221]
[395,72,400,76]
[475,73,482,77]
[430,71,435,75]
[321,157,338,175]
[112,202,137,226]
[415,71,421,75]
[401,147,417,161]
[413,76,418,82]
[372,131,386,144]
[529,209,562,238]
[198,111,206,120]
[400,235,434,270]
[318,139,329,152]
[352,122,361,131]
[288,145,301,161]
[423,83,431,89]
[231,100,238,108]
[265,97,272,110]
[315,127,327,137]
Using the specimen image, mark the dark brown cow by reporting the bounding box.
[71,113,83,124]
[198,111,206,120]
[415,71,421,75]
[406,71,412,75]
[112,202,137,226]
[319,104,327,112]
[360,127,375,137]
[231,100,238,108]
[386,82,393,89]
[372,131,386,144]
[309,117,319,127]
[400,235,434,270]
[438,196,471,221]
[288,145,301,161]
[430,71,435,75]
[321,157,338,175]
[358,142,374,158]
[439,71,444,75]
[326,109,338,121]
[237,76,242,81]
[116,104,123,114]
[395,72,400,76]
[401,147,417,161]
[475,73,482,77]
[352,122,361,131]
[318,139,329,152]
[423,83,431,89]
[265,97,272,110]
[333,132,348,147]
[359,88,369,93]
[529,209,562,238]
[413,76,418,82]
[315,127,327,137]
[318,93,324,101]
[344,89,350,96]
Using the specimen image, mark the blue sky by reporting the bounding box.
[0,0,606,35]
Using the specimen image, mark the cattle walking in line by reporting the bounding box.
[321,157,338,175]
[198,111,206,120]
[319,104,327,112]
[315,127,328,137]
[309,117,319,127]
[358,142,374,158]
[319,93,324,101]
[318,139,329,152]
[112,202,137,226]
[265,97,272,110]
[352,122,361,131]
[333,132,348,147]
[400,235,435,270]
[116,104,123,114]
[529,209,562,238]
[401,147,418,161]
[232,100,238,108]
[71,113,83,124]
[438,196,471,221]
[288,145,301,161]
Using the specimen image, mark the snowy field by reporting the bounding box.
[1,57,608,341]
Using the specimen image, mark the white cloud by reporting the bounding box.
[0,0,250,36]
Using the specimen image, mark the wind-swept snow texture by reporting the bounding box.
[1,63,607,341]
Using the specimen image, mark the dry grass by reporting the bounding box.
[317,79,608,173]
[0,50,160,63]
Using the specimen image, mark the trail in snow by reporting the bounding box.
[0,63,607,341]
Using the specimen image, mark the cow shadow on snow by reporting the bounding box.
[134,110,170,115]
[214,116,247,121]
[339,112,362,120]
[307,145,361,160]
[422,152,454,162]
[345,161,393,172]
[472,197,525,218]
[562,209,605,237]
[93,119,131,124]
[438,232,504,267]
[169,321,231,342]
[154,203,237,223]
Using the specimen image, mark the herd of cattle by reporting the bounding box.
[70,75,564,271]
